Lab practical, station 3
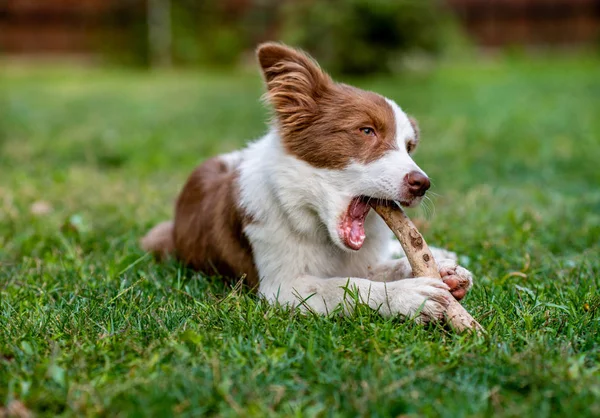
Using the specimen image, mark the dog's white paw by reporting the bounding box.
[437,259,473,301]
[390,277,452,323]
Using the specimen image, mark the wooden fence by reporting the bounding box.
[0,0,141,55]
[447,0,600,46]
[1,0,599,56]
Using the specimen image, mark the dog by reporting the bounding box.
[141,42,473,322]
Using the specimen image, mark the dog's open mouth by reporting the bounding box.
[338,196,371,250]
[339,196,415,250]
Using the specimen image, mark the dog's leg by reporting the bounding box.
[367,259,412,282]
[261,275,452,323]
[370,257,473,301]
[376,237,473,301]
[387,235,458,262]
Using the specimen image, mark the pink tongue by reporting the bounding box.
[349,219,366,249]
[344,198,370,250]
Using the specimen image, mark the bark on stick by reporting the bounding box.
[370,202,484,333]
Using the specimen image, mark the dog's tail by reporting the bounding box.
[141,220,175,260]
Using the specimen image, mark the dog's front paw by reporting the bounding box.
[437,259,473,301]
[393,278,452,324]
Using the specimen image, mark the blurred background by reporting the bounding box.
[1,0,599,73]
[1,5,599,414]
[0,0,599,240]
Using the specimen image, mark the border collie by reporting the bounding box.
[142,43,473,322]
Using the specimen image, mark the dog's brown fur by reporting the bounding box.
[258,42,416,170]
[142,157,259,287]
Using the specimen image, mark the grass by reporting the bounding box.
[0,55,599,417]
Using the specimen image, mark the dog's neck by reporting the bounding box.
[239,129,329,241]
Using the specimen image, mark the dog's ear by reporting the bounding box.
[256,42,331,131]
[408,116,420,141]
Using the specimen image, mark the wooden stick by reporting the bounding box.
[370,201,484,334]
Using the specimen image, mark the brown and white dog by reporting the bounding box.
[142,42,473,322]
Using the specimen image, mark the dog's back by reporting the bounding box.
[141,155,259,286]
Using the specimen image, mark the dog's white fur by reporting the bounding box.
[234,125,471,320]
[143,43,473,322]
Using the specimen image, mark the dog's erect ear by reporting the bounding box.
[256,42,331,132]
[256,42,330,89]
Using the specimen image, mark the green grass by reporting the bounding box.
[1,55,599,417]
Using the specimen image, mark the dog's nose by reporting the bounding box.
[405,171,430,196]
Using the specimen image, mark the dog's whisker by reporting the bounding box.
[421,195,436,219]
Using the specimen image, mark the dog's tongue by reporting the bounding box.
[341,197,371,250]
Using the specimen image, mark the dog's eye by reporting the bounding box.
[359,127,376,137]
[406,141,416,153]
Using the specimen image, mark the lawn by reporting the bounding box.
[0,55,599,417]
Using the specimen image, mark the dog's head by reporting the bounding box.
[257,42,429,252]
